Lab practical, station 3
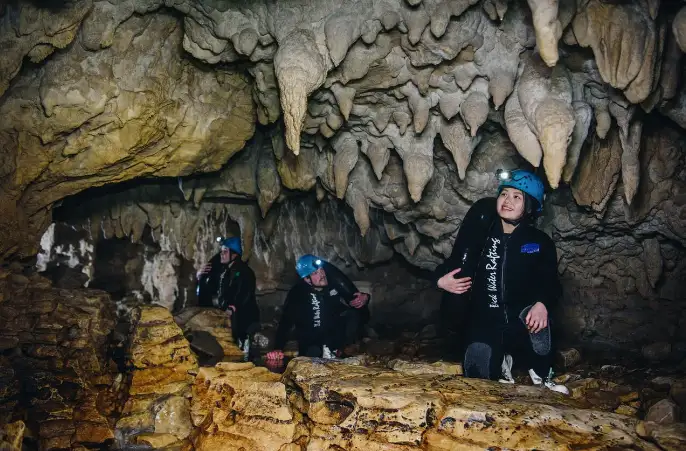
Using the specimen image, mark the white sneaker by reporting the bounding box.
[322,345,337,359]
[498,354,515,384]
[529,368,570,395]
[239,338,250,355]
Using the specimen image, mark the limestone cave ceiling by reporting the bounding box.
[0,0,685,275]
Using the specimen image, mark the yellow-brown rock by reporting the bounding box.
[191,362,307,451]
[0,12,255,261]
[387,359,463,376]
[0,1,91,97]
[572,0,660,103]
[115,305,198,448]
[0,268,116,450]
[282,358,664,450]
[572,129,623,213]
[0,421,25,451]
[636,421,686,451]
[175,308,245,360]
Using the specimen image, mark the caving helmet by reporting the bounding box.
[496,169,545,212]
[296,254,325,278]
[217,236,242,255]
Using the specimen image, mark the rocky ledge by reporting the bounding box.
[2,288,686,450]
[187,357,686,450]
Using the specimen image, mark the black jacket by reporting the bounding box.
[434,197,561,324]
[197,254,260,341]
[273,262,369,350]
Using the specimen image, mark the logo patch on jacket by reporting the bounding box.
[521,243,540,254]
[329,289,338,296]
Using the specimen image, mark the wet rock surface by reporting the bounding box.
[1,276,685,450]
[114,306,198,449]
[0,267,117,450]
[175,307,246,364]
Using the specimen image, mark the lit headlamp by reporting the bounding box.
[216,236,223,243]
[496,169,511,181]
[314,259,322,266]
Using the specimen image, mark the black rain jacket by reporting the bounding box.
[433,197,562,326]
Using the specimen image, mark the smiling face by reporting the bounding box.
[305,267,328,287]
[497,187,526,222]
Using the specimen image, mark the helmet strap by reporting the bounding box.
[502,216,526,226]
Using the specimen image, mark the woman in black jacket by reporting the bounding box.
[434,169,568,394]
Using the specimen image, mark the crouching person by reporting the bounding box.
[265,255,370,362]
[434,169,569,394]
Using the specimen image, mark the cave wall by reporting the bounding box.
[38,182,442,330]
[1,0,686,352]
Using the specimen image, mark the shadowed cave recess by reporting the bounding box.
[2,0,686,449]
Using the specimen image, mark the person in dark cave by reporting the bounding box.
[196,236,260,356]
[434,169,569,395]
[264,254,371,362]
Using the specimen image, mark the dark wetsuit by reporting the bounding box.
[433,197,561,380]
[197,254,260,343]
[273,262,369,357]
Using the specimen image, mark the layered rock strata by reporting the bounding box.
[114,306,199,449]
[185,357,686,450]
[0,267,116,450]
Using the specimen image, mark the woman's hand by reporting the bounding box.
[525,302,548,333]
[437,268,472,294]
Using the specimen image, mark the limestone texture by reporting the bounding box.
[114,305,198,449]
[0,0,682,355]
[0,267,116,450]
[0,11,255,260]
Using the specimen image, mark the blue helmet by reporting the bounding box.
[497,169,545,211]
[219,237,242,255]
[296,254,325,278]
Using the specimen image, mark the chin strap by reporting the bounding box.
[502,216,526,226]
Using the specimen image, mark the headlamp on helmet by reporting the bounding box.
[496,168,511,181]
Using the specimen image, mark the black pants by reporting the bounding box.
[463,313,554,381]
[298,308,367,357]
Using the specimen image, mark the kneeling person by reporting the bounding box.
[265,255,370,361]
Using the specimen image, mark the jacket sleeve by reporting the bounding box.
[228,267,260,337]
[229,267,257,312]
[197,254,222,307]
[536,234,562,310]
[432,197,496,284]
[323,262,359,304]
[273,287,298,350]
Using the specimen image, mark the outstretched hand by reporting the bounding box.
[525,302,548,334]
[437,268,472,294]
[350,292,370,308]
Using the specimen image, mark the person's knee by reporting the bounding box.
[301,344,322,358]
[529,326,552,356]
[464,342,494,380]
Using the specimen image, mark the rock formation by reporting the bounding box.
[0,266,117,449]
[188,356,686,450]
[0,8,255,260]
[114,306,198,449]
[2,273,686,450]
[0,0,685,356]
